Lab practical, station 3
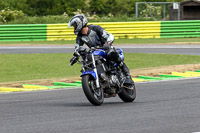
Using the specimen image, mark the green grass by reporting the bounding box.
[1,38,200,45]
[1,53,200,83]
[124,53,200,69]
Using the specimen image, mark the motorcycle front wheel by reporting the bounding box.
[82,75,104,106]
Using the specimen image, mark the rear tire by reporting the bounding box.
[82,75,104,106]
[118,82,136,102]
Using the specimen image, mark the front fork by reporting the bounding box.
[91,53,100,88]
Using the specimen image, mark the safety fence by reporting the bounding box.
[161,20,200,38]
[0,20,200,41]
[0,24,47,41]
[47,21,161,41]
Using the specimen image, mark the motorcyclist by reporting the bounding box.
[68,14,131,80]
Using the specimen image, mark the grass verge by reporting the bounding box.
[1,53,200,84]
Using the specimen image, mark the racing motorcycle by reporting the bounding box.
[69,46,136,106]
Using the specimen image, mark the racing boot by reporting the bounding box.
[119,62,134,88]
[119,62,131,78]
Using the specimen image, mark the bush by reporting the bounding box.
[139,4,162,20]
[0,8,24,23]
[6,14,157,24]
[7,15,70,24]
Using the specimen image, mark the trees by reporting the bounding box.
[89,0,105,15]
[0,0,184,17]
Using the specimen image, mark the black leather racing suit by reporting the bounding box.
[74,24,130,77]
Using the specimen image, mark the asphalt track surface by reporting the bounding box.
[1,78,200,133]
[0,44,200,55]
[1,44,200,133]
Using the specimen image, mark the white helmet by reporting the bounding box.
[68,14,88,35]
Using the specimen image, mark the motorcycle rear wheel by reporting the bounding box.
[118,83,136,102]
[82,75,104,106]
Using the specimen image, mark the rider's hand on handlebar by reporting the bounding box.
[70,56,78,66]
[73,51,79,57]
[103,41,112,51]
[103,44,110,51]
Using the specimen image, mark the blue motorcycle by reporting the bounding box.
[70,46,136,106]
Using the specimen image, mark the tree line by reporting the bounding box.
[0,0,183,17]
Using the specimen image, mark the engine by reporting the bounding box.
[110,75,120,87]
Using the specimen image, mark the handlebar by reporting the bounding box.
[90,47,104,52]
[95,47,104,49]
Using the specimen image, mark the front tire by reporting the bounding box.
[118,82,136,102]
[82,75,104,106]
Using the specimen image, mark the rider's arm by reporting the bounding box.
[102,29,114,44]
[74,36,84,52]
[92,25,114,44]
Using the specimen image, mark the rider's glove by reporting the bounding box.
[70,56,78,66]
[70,51,79,66]
[73,51,79,57]
[103,41,112,51]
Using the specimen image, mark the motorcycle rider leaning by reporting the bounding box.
[68,14,131,80]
